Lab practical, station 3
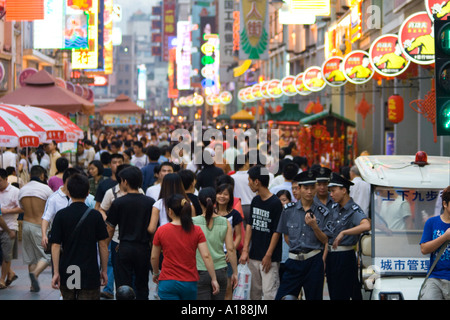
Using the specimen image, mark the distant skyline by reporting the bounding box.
[114,0,159,33]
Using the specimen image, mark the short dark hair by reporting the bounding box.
[0,168,8,180]
[160,161,174,171]
[116,164,131,183]
[30,165,46,179]
[118,166,143,190]
[63,168,81,183]
[248,165,270,188]
[110,153,125,162]
[283,163,300,181]
[67,173,89,199]
[178,169,196,191]
[146,145,161,161]
[56,157,69,174]
[133,141,143,149]
[443,186,450,207]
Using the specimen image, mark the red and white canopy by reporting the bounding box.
[0,109,40,148]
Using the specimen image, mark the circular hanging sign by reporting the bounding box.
[369,34,411,77]
[267,79,283,98]
[186,95,194,107]
[219,91,233,105]
[398,11,435,65]
[425,0,450,21]
[260,81,271,99]
[251,83,263,100]
[303,66,327,92]
[179,96,187,106]
[294,73,312,96]
[343,50,374,84]
[238,89,247,103]
[321,56,347,87]
[244,87,256,102]
[19,68,38,87]
[280,76,297,96]
[193,95,205,106]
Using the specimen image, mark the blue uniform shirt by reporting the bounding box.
[314,194,334,211]
[325,198,368,246]
[276,200,330,253]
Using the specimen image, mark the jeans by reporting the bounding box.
[103,240,118,295]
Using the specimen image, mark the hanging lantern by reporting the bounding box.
[355,93,374,129]
[388,94,404,124]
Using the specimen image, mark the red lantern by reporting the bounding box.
[388,94,404,124]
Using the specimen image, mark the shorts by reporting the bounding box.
[22,221,50,266]
[0,230,18,262]
[158,280,197,300]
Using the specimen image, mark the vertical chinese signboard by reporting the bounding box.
[103,0,114,74]
[239,0,269,60]
[177,21,192,90]
[219,0,235,82]
[71,0,99,69]
[163,0,176,62]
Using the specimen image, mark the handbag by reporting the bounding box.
[418,240,449,300]
[46,207,93,255]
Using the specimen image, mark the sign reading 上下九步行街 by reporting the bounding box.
[369,34,411,78]
[239,0,269,60]
[343,50,374,84]
[399,11,435,66]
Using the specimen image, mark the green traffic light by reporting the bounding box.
[440,24,450,55]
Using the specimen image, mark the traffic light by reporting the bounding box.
[434,18,450,136]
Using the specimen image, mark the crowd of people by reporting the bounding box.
[0,124,445,300]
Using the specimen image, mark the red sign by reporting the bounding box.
[280,76,297,96]
[267,79,283,98]
[303,66,326,92]
[322,56,347,87]
[163,1,176,62]
[369,34,410,77]
[6,0,44,21]
[398,11,434,65]
[294,73,311,96]
[425,0,450,21]
[343,50,374,84]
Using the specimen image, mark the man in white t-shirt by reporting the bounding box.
[1,148,17,170]
[349,165,370,216]
[131,141,149,169]
[0,169,21,288]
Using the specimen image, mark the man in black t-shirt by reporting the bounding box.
[50,174,109,300]
[106,166,155,300]
[239,165,283,300]
[94,153,124,210]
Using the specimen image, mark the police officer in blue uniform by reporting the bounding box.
[313,166,334,210]
[272,170,330,300]
[325,172,371,300]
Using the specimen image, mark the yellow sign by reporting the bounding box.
[71,0,99,69]
[290,0,330,16]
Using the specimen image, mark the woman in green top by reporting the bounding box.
[193,187,238,300]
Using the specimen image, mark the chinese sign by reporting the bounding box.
[71,0,99,69]
[343,50,374,84]
[294,73,312,96]
[321,56,347,87]
[176,21,192,90]
[399,11,435,66]
[163,0,176,62]
[374,258,429,274]
[304,66,327,92]
[426,0,450,21]
[280,76,297,96]
[219,0,236,82]
[239,0,269,60]
[369,34,410,78]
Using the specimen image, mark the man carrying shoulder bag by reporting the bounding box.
[50,173,109,300]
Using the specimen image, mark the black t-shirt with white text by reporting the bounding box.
[248,194,283,262]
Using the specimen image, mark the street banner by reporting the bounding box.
[343,50,374,84]
[219,0,236,82]
[321,56,347,87]
[398,11,435,65]
[303,66,327,92]
[251,83,263,100]
[163,0,176,62]
[280,76,298,96]
[294,73,312,96]
[369,34,410,78]
[239,0,269,60]
[426,0,450,21]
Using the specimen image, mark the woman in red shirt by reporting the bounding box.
[151,194,219,300]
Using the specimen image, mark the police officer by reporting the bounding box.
[313,166,334,210]
[325,172,371,300]
[272,170,330,300]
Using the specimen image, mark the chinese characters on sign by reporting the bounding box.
[163,1,176,62]
[177,21,192,90]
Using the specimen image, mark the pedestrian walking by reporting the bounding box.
[105,166,155,300]
[193,187,238,300]
[151,193,219,300]
[18,165,53,292]
[50,173,109,300]
[239,165,283,300]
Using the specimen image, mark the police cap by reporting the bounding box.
[293,170,317,186]
[314,166,332,182]
[328,172,354,189]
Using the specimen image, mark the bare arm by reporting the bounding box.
[98,239,109,286]
[148,207,160,234]
[51,243,61,289]
[239,224,252,264]
[198,241,219,295]
[421,228,450,255]
[224,221,238,289]
[151,244,162,283]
